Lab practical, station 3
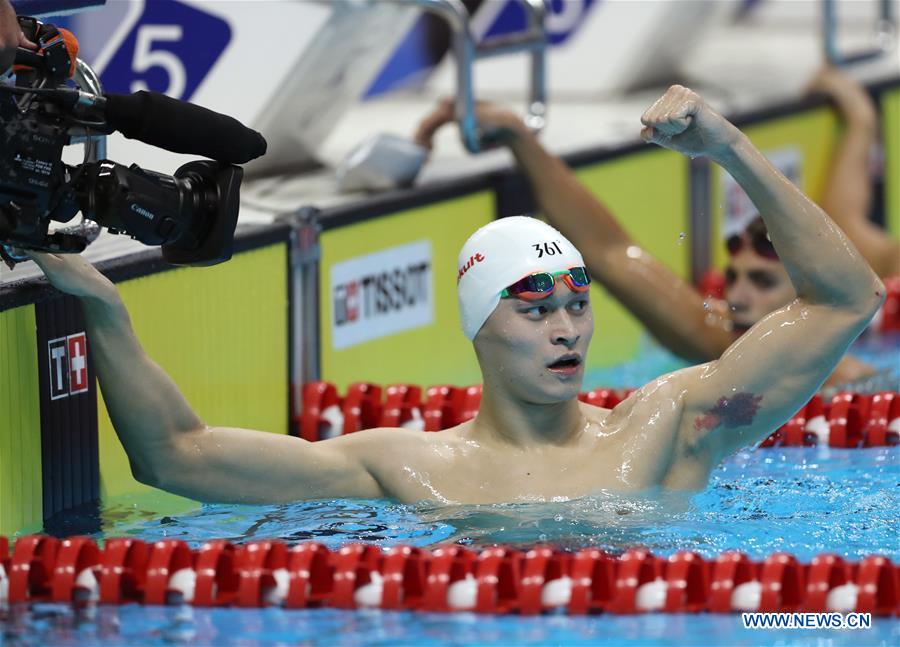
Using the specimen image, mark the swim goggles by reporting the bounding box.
[726,231,778,260]
[500,267,591,300]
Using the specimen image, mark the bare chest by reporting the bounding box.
[378,416,683,504]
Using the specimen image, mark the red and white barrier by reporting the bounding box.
[1,536,896,616]
[297,382,899,448]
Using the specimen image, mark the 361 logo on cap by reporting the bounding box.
[532,241,563,258]
[48,333,89,400]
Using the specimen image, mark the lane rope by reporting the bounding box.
[1,536,896,615]
[298,385,900,448]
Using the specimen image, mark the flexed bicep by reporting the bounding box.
[677,298,874,461]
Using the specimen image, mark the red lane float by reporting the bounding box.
[8,535,58,603]
[286,541,333,609]
[709,552,759,613]
[379,384,422,428]
[99,538,149,605]
[144,539,193,605]
[236,540,290,607]
[51,536,101,604]
[875,276,900,333]
[864,392,900,447]
[423,386,468,431]
[297,383,899,447]
[342,383,382,434]
[579,388,622,410]
[193,540,240,607]
[474,547,522,614]
[298,381,340,441]
[0,536,897,616]
[422,545,477,612]
[664,551,710,613]
[568,548,616,615]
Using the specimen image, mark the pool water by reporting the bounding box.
[4,334,899,646]
[50,446,898,563]
[3,603,898,646]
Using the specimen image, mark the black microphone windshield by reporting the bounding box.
[104,91,267,164]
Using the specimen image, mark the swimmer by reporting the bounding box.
[810,66,899,279]
[414,71,896,386]
[29,86,885,505]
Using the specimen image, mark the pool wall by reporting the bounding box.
[0,227,293,536]
[0,81,898,536]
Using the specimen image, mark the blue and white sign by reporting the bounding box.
[94,0,230,102]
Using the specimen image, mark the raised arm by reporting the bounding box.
[810,67,899,278]
[27,252,386,503]
[639,86,886,465]
[415,100,733,363]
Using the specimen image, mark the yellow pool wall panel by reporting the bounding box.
[568,149,690,368]
[0,305,42,536]
[883,87,900,238]
[96,244,289,513]
[320,191,494,392]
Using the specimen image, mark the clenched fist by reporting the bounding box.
[640,85,742,161]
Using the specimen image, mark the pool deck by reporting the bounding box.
[1,1,898,286]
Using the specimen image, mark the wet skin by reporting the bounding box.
[353,286,701,503]
[26,86,885,506]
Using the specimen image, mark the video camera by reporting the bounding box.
[0,16,267,267]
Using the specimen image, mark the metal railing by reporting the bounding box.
[71,58,106,162]
[822,0,896,65]
[413,0,547,153]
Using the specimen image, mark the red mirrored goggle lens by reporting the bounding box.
[503,267,591,300]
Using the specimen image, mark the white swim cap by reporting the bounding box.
[456,216,586,340]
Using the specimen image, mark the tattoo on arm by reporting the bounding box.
[693,392,763,432]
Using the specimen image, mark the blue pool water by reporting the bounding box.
[56,446,898,563]
[3,334,899,645]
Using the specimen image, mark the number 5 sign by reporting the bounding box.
[95,0,230,102]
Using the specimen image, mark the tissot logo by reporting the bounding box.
[333,263,429,326]
[330,241,434,350]
[48,333,89,400]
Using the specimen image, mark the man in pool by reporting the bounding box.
[28,86,884,505]
[415,67,894,386]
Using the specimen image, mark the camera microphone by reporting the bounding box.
[1,84,268,165]
[104,91,268,165]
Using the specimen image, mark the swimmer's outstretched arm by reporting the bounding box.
[639,86,886,471]
[811,67,899,278]
[25,252,400,503]
[415,100,732,363]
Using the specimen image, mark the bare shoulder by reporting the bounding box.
[324,425,435,453]
[607,371,693,421]
[323,424,466,463]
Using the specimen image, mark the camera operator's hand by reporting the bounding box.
[26,251,117,301]
[0,0,37,74]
